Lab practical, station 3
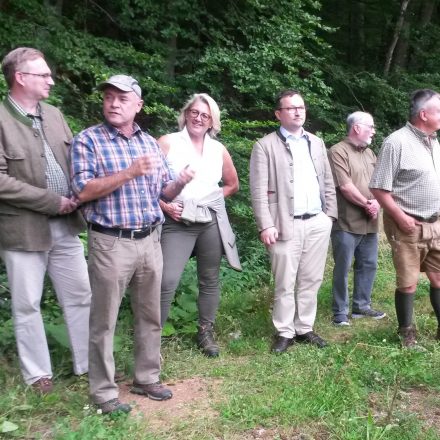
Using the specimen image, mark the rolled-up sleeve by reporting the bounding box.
[70,132,97,196]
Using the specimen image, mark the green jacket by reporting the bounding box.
[0,98,85,251]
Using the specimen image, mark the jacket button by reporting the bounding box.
[290,180,293,183]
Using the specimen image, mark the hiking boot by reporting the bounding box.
[296,331,328,348]
[352,309,386,320]
[31,377,53,394]
[397,325,425,351]
[97,398,132,414]
[131,381,173,401]
[197,323,219,357]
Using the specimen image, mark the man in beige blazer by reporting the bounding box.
[0,47,91,392]
[250,89,337,353]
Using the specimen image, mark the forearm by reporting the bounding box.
[222,181,239,198]
[340,182,371,208]
[161,179,186,202]
[370,188,402,219]
[77,168,134,203]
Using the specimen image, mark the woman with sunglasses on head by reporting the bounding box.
[158,93,241,357]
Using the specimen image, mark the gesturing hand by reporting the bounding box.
[129,155,159,178]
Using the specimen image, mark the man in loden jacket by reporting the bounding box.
[0,47,91,393]
[250,89,337,353]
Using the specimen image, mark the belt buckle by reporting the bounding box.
[130,228,143,239]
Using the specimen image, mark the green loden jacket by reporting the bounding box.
[0,98,85,251]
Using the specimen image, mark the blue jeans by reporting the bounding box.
[331,230,378,321]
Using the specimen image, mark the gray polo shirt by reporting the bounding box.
[369,122,440,219]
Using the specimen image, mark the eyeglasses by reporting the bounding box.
[188,109,211,122]
[278,106,306,113]
[19,72,53,79]
[357,123,376,130]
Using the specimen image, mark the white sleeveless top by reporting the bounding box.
[166,127,224,201]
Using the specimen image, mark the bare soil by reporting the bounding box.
[118,376,219,428]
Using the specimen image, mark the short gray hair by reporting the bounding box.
[409,89,439,122]
[346,111,372,134]
[177,93,221,137]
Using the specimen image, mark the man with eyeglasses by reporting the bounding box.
[71,74,194,414]
[328,112,385,327]
[0,47,92,393]
[250,89,337,353]
[370,89,440,349]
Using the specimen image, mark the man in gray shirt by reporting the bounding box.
[370,89,440,349]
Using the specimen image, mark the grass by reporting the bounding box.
[1,243,440,439]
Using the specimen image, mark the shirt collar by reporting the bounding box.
[407,121,438,141]
[344,136,367,151]
[7,94,41,119]
[104,121,142,139]
[280,125,306,141]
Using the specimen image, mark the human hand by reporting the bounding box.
[128,155,159,178]
[177,165,195,186]
[165,202,183,221]
[260,227,278,246]
[58,196,78,215]
[396,212,421,234]
[365,199,380,219]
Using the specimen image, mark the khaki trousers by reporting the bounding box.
[0,217,91,384]
[269,212,332,337]
[87,228,163,404]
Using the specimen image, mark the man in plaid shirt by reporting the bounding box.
[71,75,194,414]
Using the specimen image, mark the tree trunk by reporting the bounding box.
[383,0,411,77]
[420,0,437,26]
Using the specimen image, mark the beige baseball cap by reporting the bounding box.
[97,74,142,97]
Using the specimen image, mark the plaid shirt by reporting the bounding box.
[71,122,173,229]
[370,122,440,219]
[8,95,70,197]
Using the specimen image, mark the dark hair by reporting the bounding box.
[275,89,303,110]
[1,47,45,88]
[409,89,439,122]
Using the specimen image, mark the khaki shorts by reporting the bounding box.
[383,212,440,288]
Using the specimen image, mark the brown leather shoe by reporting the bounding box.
[271,335,295,353]
[130,381,173,401]
[31,377,53,394]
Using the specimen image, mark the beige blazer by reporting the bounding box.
[0,99,85,251]
[249,129,337,241]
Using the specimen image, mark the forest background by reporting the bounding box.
[1,1,440,439]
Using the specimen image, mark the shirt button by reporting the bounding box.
[141,190,145,194]
[290,180,293,183]
[289,163,293,166]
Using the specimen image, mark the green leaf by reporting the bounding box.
[1,420,19,433]
[45,323,70,349]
